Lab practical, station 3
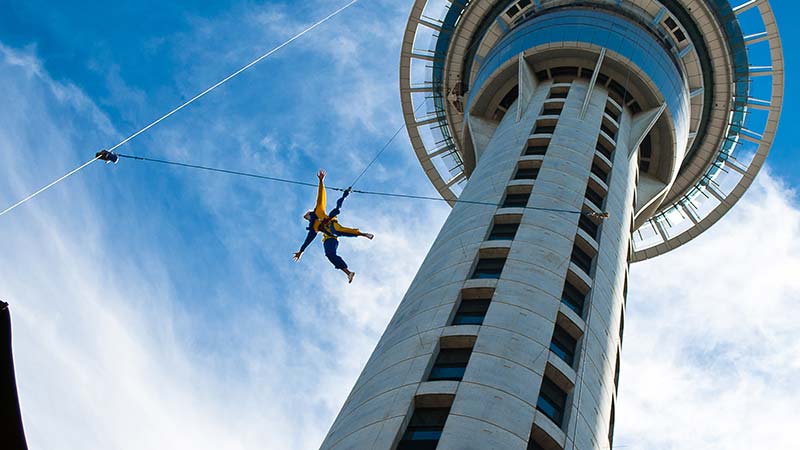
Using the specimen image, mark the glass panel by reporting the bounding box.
[561,281,585,317]
[489,222,520,240]
[525,145,548,156]
[503,193,530,208]
[578,214,599,240]
[472,258,506,279]
[571,245,593,274]
[428,365,467,381]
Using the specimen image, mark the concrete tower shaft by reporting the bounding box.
[321,77,635,450]
[319,1,782,450]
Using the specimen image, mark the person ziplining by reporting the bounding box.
[293,170,374,283]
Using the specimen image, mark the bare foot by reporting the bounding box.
[347,272,356,283]
[363,233,374,240]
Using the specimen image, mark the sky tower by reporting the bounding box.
[321,1,782,449]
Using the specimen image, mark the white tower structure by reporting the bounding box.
[320,1,783,449]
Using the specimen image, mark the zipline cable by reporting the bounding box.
[107,0,360,153]
[0,156,100,218]
[0,0,360,218]
[117,153,608,218]
[349,102,426,188]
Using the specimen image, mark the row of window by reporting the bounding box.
[400,82,628,450]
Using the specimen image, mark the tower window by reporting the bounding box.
[505,5,520,18]
[561,280,587,317]
[452,298,491,325]
[596,138,613,160]
[525,141,549,156]
[548,86,569,99]
[428,348,473,381]
[614,351,621,391]
[585,185,605,208]
[472,258,506,279]
[533,123,556,135]
[549,323,578,366]
[571,244,594,274]
[398,407,451,450]
[536,376,568,427]
[604,104,621,122]
[514,166,540,180]
[578,214,600,241]
[591,162,610,184]
[502,192,530,208]
[488,222,520,240]
[600,121,618,141]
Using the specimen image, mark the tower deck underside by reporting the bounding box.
[399,0,783,260]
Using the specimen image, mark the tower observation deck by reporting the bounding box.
[320,1,782,450]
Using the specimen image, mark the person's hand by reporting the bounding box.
[317,169,326,180]
[293,251,303,262]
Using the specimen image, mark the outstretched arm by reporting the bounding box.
[327,188,351,220]
[314,170,327,217]
[294,230,317,261]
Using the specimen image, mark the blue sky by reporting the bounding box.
[0,1,798,449]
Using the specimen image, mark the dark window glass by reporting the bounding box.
[525,145,548,156]
[579,68,593,79]
[472,258,506,279]
[536,377,567,427]
[549,324,578,366]
[673,28,686,42]
[550,66,578,78]
[619,311,625,344]
[578,214,599,240]
[499,85,519,109]
[640,134,652,158]
[614,351,621,390]
[664,17,678,30]
[398,407,450,450]
[488,222,520,240]
[607,79,629,105]
[541,107,562,116]
[534,125,556,134]
[428,348,472,381]
[503,192,530,208]
[600,122,617,140]
[518,0,532,8]
[515,166,540,180]
[639,159,651,173]
[548,90,568,99]
[561,281,586,317]
[505,5,520,18]
[536,70,549,81]
[596,73,610,85]
[452,299,491,325]
[629,102,642,114]
[595,140,613,160]
[571,244,593,274]
[604,105,620,122]
[585,185,605,208]
[591,163,609,184]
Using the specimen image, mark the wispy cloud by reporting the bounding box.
[3,2,799,449]
[618,173,800,450]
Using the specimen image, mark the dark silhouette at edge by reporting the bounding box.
[1,301,28,450]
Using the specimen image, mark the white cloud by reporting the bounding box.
[617,173,800,450]
[0,34,449,450]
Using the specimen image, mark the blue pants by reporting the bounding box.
[324,238,348,269]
